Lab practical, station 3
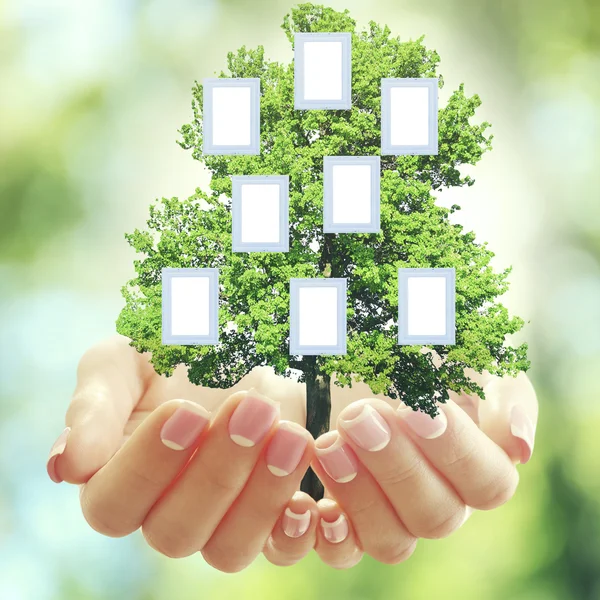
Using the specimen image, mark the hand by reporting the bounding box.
[47,335,537,571]
[46,335,322,572]
[309,369,538,566]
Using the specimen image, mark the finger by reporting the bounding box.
[473,372,538,465]
[336,399,467,539]
[311,430,417,565]
[201,421,314,573]
[141,389,280,559]
[262,491,318,567]
[48,335,153,485]
[397,399,519,510]
[448,389,481,425]
[78,399,210,538]
[329,377,397,429]
[314,498,363,569]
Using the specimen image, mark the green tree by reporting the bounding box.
[117,3,529,500]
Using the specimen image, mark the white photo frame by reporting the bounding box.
[231,175,289,252]
[162,268,219,345]
[294,32,352,110]
[323,156,380,233]
[381,78,439,155]
[289,278,347,355]
[203,78,260,155]
[398,268,455,345]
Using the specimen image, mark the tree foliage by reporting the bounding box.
[117,3,529,416]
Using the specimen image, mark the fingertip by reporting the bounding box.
[158,399,212,452]
[282,509,311,539]
[281,491,315,539]
[46,426,70,483]
[263,491,318,567]
[476,372,538,465]
[277,420,315,444]
[317,498,349,543]
[287,489,318,512]
[316,497,342,521]
[54,414,122,484]
[510,404,535,464]
[314,497,363,568]
[313,430,360,485]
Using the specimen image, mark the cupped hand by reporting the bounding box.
[46,335,323,572]
[311,369,538,565]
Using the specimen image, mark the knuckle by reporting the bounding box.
[201,545,251,573]
[347,494,379,523]
[264,526,313,567]
[76,341,117,379]
[141,523,196,559]
[473,469,519,510]
[248,497,284,524]
[370,537,417,565]
[126,463,164,494]
[67,387,104,417]
[441,430,478,472]
[266,549,305,568]
[76,344,99,372]
[264,540,295,567]
[197,453,239,497]
[377,455,424,489]
[329,547,364,570]
[411,507,465,539]
[80,489,129,538]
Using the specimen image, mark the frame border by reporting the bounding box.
[289,278,347,355]
[323,156,381,233]
[294,32,352,110]
[162,267,219,345]
[397,267,455,345]
[231,175,289,252]
[203,78,261,155]
[381,78,439,156]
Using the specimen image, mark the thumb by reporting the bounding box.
[468,371,538,465]
[47,336,149,484]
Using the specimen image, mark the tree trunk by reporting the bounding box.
[300,363,331,501]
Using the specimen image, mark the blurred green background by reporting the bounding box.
[1,0,599,599]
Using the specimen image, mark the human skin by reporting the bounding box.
[47,334,538,571]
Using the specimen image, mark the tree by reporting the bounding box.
[116,3,530,500]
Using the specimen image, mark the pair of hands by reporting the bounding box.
[47,335,538,571]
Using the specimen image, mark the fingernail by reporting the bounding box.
[282,508,311,538]
[461,505,475,526]
[266,422,309,477]
[47,427,71,483]
[510,405,535,464]
[339,403,391,452]
[160,402,210,451]
[316,432,358,483]
[321,514,349,544]
[398,405,447,439]
[228,388,280,447]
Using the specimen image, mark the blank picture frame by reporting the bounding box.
[162,268,219,345]
[289,278,347,355]
[203,78,260,155]
[323,156,380,233]
[381,78,439,155]
[294,32,352,110]
[398,268,455,345]
[232,175,289,252]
